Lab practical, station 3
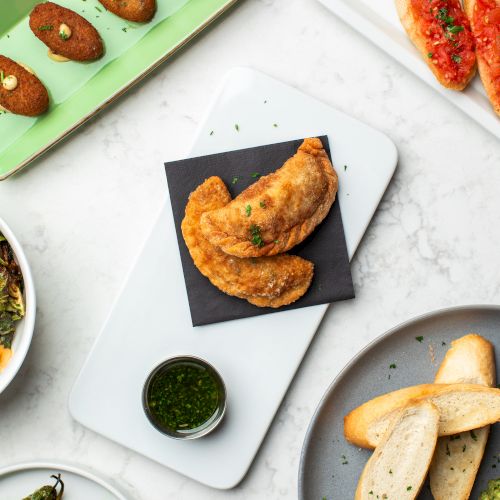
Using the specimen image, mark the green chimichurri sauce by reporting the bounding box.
[147,362,220,431]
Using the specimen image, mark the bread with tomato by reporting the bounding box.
[396,0,477,90]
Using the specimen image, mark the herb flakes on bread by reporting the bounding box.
[355,400,440,500]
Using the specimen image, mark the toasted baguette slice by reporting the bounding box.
[434,334,496,387]
[395,0,477,90]
[355,400,440,500]
[463,0,500,116]
[430,334,496,500]
[344,383,500,448]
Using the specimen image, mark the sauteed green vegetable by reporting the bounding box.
[0,231,25,370]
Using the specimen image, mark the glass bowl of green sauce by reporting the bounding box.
[142,355,227,439]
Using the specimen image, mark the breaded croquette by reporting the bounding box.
[98,0,156,22]
[29,2,103,62]
[0,55,49,116]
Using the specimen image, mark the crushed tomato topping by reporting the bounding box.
[473,0,500,95]
[410,0,476,84]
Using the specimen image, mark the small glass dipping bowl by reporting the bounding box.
[142,355,227,440]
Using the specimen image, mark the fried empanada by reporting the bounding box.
[182,176,314,308]
[200,138,338,258]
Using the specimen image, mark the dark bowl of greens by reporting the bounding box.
[0,216,35,394]
[142,355,227,440]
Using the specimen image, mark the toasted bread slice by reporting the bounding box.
[344,383,500,448]
[463,0,500,116]
[430,334,496,500]
[395,0,476,90]
[355,400,440,500]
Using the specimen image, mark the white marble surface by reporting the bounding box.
[0,0,499,498]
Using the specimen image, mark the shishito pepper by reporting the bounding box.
[23,474,64,500]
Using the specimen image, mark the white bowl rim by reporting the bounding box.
[0,460,129,499]
[0,216,36,395]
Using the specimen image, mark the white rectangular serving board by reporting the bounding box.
[318,0,500,140]
[69,67,397,489]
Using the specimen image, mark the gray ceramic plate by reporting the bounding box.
[299,305,500,500]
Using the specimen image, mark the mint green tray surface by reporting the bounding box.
[0,0,237,179]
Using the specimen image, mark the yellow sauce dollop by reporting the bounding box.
[48,49,70,63]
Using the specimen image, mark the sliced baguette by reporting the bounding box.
[344,383,500,449]
[355,400,440,500]
[430,334,496,500]
[463,0,500,116]
[395,0,476,90]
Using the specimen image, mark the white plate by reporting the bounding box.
[69,67,397,489]
[0,217,36,395]
[317,0,500,140]
[0,461,128,499]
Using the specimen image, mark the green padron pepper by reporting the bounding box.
[23,474,64,500]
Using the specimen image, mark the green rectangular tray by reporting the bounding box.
[0,0,238,180]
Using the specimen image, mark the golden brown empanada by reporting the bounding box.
[200,138,337,258]
[182,176,314,308]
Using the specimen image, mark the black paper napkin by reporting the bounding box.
[164,137,354,327]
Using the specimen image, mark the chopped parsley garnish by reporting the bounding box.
[95,5,102,11]
[59,30,69,41]
[407,486,412,491]
[341,455,348,465]
[344,165,348,171]
[447,25,464,34]
[428,52,434,58]
[415,336,424,343]
[470,430,478,441]
[122,27,128,32]
[389,363,397,369]
[231,176,239,184]
[251,172,261,178]
[245,205,252,217]
[389,469,393,474]
[451,54,462,63]
[38,24,54,31]
[234,124,239,131]
[209,130,214,136]
[249,224,264,247]
[0,71,4,84]
[435,8,465,44]
[442,341,447,346]
[273,123,278,127]
[259,201,266,208]
[368,492,373,496]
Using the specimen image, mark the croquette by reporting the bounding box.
[98,0,156,22]
[29,2,103,62]
[0,55,49,116]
